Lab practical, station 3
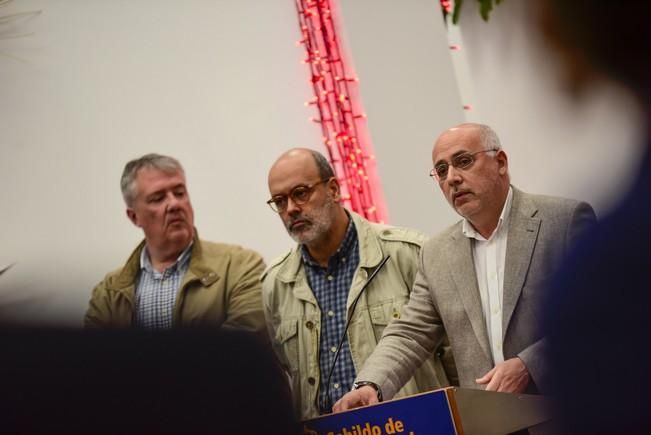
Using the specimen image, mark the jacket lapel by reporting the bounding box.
[347,212,382,310]
[448,227,492,360]
[502,189,540,335]
[276,248,318,306]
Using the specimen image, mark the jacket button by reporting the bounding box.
[308,377,316,385]
[305,321,314,329]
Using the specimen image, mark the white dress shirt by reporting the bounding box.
[462,187,513,364]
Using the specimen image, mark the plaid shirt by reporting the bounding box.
[301,219,360,413]
[135,243,193,329]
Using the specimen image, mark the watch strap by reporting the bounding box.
[352,381,383,402]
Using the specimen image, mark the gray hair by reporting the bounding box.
[120,154,184,206]
[309,149,336,180]
[476,124,502,152]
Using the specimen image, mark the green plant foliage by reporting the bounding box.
[450,0,503,24]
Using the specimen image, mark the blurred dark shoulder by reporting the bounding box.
[0,327,299,435]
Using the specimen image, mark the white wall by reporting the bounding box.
[455,1,645,213]
[337,0,464,233]
[0,0,320,324]
[338,0,644,234]
[0,1,643,325]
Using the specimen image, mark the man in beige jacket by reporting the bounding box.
[85,153,265,331]
[262,148,455,419]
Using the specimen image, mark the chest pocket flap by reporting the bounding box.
[276,319,298,343]
[275,319,300,373]
[369,299,403,326]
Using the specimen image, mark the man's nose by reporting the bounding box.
[166,192,181,210]
[446,165,463,186]
[285,196,302,215]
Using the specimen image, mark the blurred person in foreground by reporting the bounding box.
[84,153,265,331]
[0,328,298,434]
[263,148,455,418]
[334,123,595,411]
[537,1,651,433]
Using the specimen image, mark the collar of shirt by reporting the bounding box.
[301,213,357,269]
[462,186,514,242]
[140,241,194,276]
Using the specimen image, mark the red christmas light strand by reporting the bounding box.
[294,0,387,223]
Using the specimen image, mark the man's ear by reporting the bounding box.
[126,208,140,227]
[496,150,509,176]
[326,177,342,202]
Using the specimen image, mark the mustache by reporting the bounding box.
[452,188,472,199]
[287,215,312,231]
[166,211,187,223]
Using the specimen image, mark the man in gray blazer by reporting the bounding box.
[334,123,596,410]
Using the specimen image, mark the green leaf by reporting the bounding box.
[452,0,463,24]
[479,0,493,21]
[448,0,503,24]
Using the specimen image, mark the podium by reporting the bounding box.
[302,387,552,435]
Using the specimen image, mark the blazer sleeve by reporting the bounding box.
[355,250,446,400]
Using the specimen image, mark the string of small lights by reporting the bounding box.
[294,0,387,223]
[441,0,474,114]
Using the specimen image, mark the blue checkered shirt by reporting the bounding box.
[301,218,360,413]
[135,243,192,329]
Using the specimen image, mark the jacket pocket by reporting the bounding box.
[368,299,405,342]
[276,319,300,372]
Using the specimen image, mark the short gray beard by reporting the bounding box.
[287,197,336,246]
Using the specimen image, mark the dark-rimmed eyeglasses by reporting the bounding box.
[266,179,330,213]
[429,148,499,181]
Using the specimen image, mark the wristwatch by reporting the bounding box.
[352,381,383,402]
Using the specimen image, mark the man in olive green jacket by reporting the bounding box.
[85,235,265,330]
[84,153,265,331]
[263,149,456,419]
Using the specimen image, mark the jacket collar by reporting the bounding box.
[107,229,219,291]
[502,187,540,334]
[275,210,383,285]
[447,226,491,359]
[461,186,514,241]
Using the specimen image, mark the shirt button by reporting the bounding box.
[308,377,316,385]
[306,321,314,329]
[333,383,340,389]
[341,257,346,263]
[327,275,333,281]
[330,346,337,353]
[492,307,499,315]
[327,310,335,317]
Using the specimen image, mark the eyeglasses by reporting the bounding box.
[266,179,330,213]
[429,148,498,181]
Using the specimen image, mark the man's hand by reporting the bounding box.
[333,386,379,413]
[475,357,530,393]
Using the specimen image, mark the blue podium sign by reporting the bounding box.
[302,389,457,435]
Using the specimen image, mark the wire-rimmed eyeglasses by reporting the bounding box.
[429,148,499,181]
